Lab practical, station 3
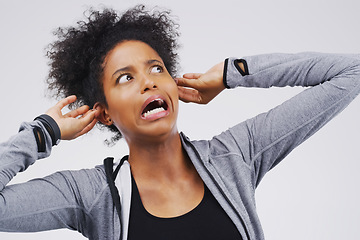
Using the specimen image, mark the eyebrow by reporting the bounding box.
[147,59,163,65]
[112,66,133,78]
[111,59,164,78]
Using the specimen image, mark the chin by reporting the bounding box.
[140,123,178,140]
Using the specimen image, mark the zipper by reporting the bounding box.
[204,161,252,240]
[184,139,251,239]
[181,133,252,239]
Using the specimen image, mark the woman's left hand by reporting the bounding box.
[176,61,225,104]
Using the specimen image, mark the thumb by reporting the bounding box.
[183,73,202,79]
[175,76,202,89]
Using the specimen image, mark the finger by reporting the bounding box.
[77,109,98,124]
[77,110,99,134]
[176,77,201,89]
[77,108,100,121]
[183,73,202,79]
[64,105,90,118]
[74,118,98,138]
[69,110,98,139]
[55,95,77,110]
[61,110,99,140]
[177,86,201,103]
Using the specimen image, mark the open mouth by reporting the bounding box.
[141,97,169,119]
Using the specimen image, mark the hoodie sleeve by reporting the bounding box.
[0,123,109,236]
[0,121,53,191]
[217,52,360,187]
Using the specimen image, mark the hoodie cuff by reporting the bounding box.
[223,57,249,89]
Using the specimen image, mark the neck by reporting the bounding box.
[126,131,193,183]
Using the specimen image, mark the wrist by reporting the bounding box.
[223,58,249,89]
[34,114,61,146]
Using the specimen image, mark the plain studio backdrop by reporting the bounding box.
[1,0,360,239]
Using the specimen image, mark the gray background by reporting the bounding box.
[1,0,360,239]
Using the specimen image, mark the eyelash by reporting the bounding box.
[116,74,133,84]
[151,65,164,73]
[116,65,164,84]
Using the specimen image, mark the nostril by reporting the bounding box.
[143,85,157,92]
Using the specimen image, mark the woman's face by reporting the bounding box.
[99,40,179,143]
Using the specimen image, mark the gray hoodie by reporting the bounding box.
[1,52,359,240]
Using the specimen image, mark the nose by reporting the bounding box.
[141,74,157,93]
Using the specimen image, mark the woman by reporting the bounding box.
[1,5,359,240]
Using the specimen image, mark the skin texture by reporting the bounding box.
[97,40,180,145]
[45,95,99,140]
[46,40,227,217]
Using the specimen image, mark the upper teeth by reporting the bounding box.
[153,98,163,104]
[143,107,165,118]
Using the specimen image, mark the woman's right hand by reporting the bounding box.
[45,95,99,140]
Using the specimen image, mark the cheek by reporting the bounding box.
[166,79,179,96]
[172,81,180,100]
[167,81,180,113]
[109,106,135,137]
[106,90,135,126]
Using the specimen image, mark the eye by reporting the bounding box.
[117,74,133,84]
[151,65,163,73]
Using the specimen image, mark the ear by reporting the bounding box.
[93,102,113,126]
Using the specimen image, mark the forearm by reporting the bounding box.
[0,168,102,234]
[225,52,360,89]
[221,52,360,186]
[0,121,52,190]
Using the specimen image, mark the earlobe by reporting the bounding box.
[93,102,113,126]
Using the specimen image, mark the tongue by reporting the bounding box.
[143,100,162,114]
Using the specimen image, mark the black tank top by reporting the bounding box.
[127,174,243,240]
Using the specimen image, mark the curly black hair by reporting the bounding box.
[46,5,180,144]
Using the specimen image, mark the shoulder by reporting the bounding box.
[42,165,109,206]
[181,119,251,160]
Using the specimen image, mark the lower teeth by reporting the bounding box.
[143,107,165,118]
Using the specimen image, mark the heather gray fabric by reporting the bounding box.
[185,52,360,239]
[0,53,359,240]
